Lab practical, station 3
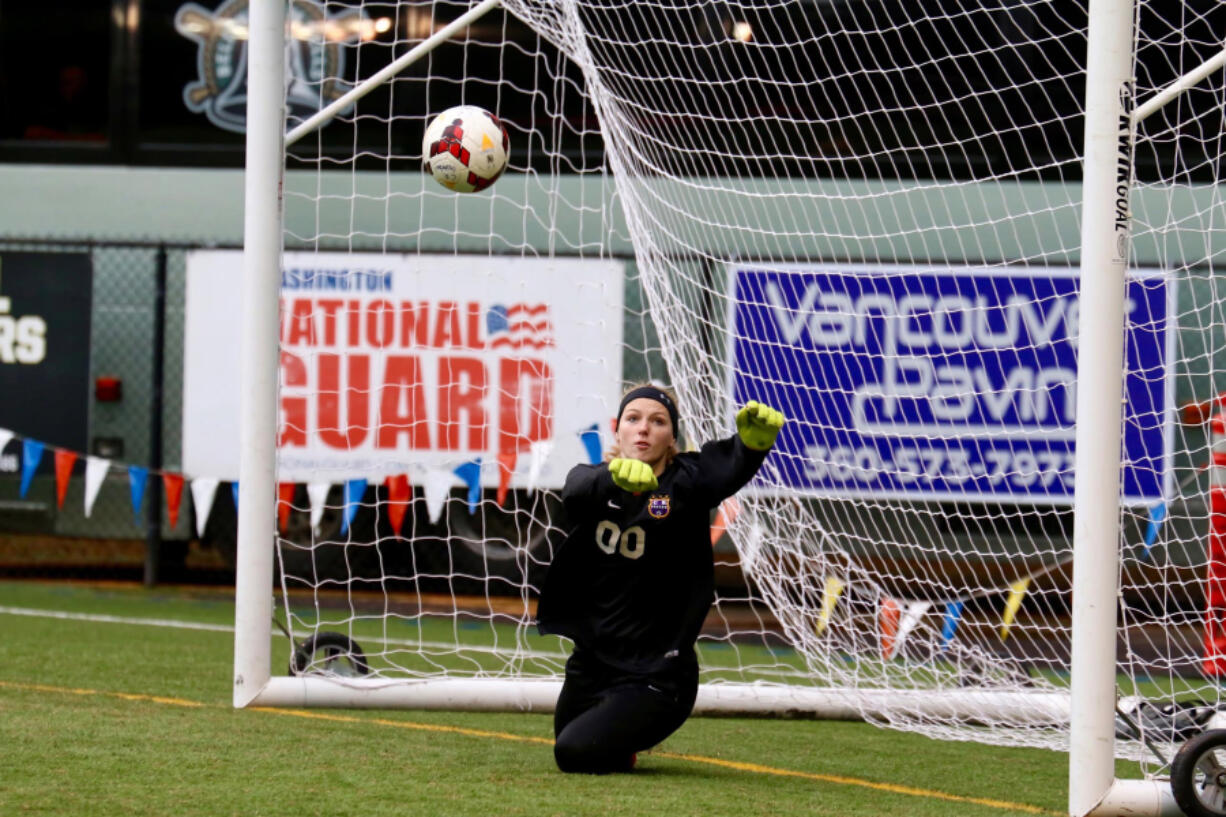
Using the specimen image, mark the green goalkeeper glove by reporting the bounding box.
[736,400,786,451]
[608,458,658,493]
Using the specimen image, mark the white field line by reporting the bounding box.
[0,605,233,632]
[0,606,806,680]
[0,605,565,660]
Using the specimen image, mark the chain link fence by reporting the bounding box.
[0,241,220,580]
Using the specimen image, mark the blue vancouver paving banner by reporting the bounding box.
[728,264,1173,506]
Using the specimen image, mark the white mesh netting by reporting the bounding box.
[248,0,1226,768]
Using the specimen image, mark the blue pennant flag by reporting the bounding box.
[19,438,45,499]
[940,600,965,650]
[453,459,482,515]
[1141,502,1167,560]
[128,465,149,519]
[579,423,603,465]
[341,478,367,534]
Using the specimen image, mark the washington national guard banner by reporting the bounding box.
[181,250,624,485]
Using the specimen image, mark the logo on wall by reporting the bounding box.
[175,0,366,134]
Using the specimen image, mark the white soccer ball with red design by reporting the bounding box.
[421,105,510,193]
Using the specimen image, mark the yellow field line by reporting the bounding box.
[651,750,1057,814]
[0,680,1058,815]
[0,679,206,708]
[249,705,555,746]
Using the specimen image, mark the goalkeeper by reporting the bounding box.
[536,383,784,774]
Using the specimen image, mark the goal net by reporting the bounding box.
[228,0,1226,782]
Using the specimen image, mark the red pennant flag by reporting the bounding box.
[385,474,411,536]
[54,449,78,509]
[277,483,297,533]
[163,473,185,529]
[710,496,741,547]
[496,450,517,507]
[880,597,901,660]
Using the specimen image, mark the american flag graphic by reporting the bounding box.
[486,303,555,349]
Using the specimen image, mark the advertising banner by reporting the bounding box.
[729,264,1172,505]
[0,251,93,472]
[183,251,624,485]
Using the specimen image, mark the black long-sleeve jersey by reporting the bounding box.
[536,435,768,676]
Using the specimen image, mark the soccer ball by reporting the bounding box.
[421,105,510,193]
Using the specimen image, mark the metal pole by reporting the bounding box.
[233,0,285,709]
[1068,0,1135,813]
[143,245,167,588]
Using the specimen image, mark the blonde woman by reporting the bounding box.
[536,384,784,773]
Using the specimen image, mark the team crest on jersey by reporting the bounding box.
[174,0,364,134]
[647,494,671,519]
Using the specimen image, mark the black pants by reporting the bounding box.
[552,649,699,774]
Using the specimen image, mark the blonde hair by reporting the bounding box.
[605,381,682,465]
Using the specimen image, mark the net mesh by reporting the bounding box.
[254,0,1226,768]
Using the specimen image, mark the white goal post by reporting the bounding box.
[231,1,1226,815]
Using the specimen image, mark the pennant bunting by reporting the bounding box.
[0,428,13,455]
[815,576,845,635]
[54,449,78,509]
[423,469,454,524]
[454,459,482,514]
[526,440,552,495]
[84,457,111,518]
[710,497,741,547]
[277,483,297,533]
[941,600,965,650]
[341,478,367,535]
[579,424,603,465]
[496,450,517,507]
[19,438,44,499]
[999,577,1031,641]
[1142,502,1167,559]
[384,474,410,536]
[128,465,149,519]
[307,483,331,531]
[189,477,219,538]
[163,473,185,529]
[887,601,932,660]
[879,597,900,660]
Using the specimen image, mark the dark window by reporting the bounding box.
[0,1,113,144]
[0,0,1222,183]
[131,0,602,172]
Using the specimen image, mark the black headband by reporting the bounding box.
[617,386,679,436]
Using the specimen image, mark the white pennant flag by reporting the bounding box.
[83,456,111,518]
[423,469,455,524]
[887,601,932,660]
[526,440,553,495]
[306,483,331,531]
[189,477,220,538]
[0,428,13,455]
